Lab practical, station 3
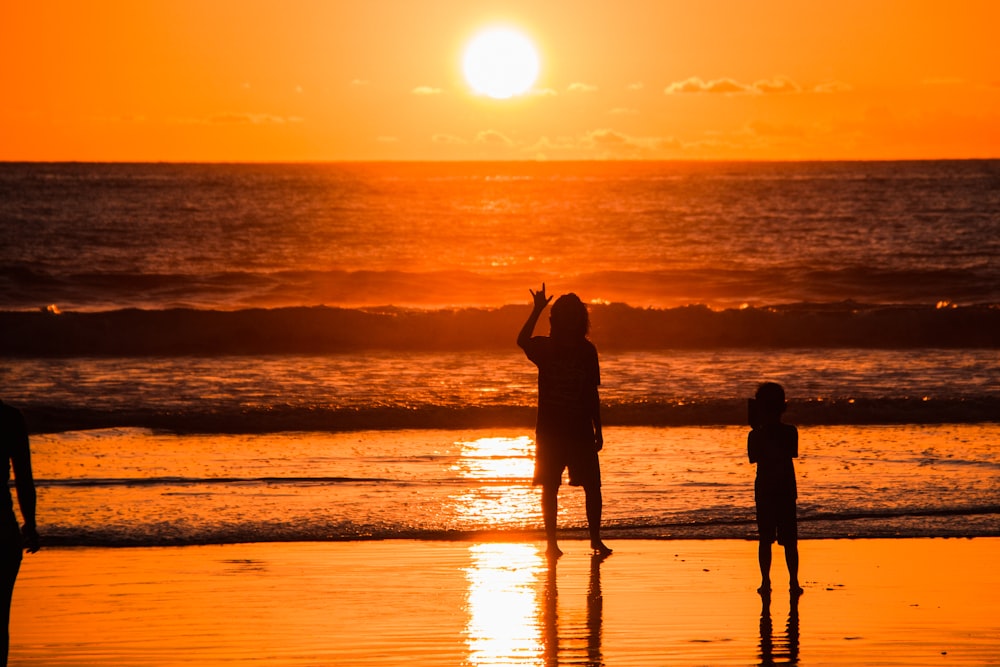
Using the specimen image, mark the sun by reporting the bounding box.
[462,27,540,99]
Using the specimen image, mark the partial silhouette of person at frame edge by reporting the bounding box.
[518,283,611,558]
[0,400,39,667]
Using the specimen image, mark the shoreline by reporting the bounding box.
[11,537,1000,666]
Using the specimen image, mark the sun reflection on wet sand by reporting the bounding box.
[464,543,545,665]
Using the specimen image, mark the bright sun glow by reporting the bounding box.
[463,28,540,99]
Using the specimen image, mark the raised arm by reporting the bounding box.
[590,384,603,451]
[517,283,552,350]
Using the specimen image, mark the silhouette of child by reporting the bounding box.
[747,382,801,595]
[0,400,39,667]
[518,284,610,558]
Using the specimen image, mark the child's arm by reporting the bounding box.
[517,283,552,351]
[590,382,603,451]
[747,430,759,463]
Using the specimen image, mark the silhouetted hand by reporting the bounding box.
[530,283,553,311]
[22,525,39,554]
[595,432,604,452]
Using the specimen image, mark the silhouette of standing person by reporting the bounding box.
[518,284,610,558]
[747,382,801,596]
[0,400,39,667]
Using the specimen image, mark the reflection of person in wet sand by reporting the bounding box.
[758,592,800,665]
[541,552,607,666]
[518,284,611,558]
[1,400,39,667]
[747,382,802,596]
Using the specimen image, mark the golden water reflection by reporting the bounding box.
[452,435,535,480]
[465,543,545,666]
[449,436,538,528]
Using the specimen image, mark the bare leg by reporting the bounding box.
[0,548,21,667]
[542,485,561,557]
[785,542,802,594]
[585,486,611,555]
[758,540,772,594]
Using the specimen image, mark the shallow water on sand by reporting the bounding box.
[32,423,1000,546]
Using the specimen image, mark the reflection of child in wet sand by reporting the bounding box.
[518,284,611,558]
[748,382,801,595]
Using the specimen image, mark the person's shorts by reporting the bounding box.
[533,438,601,489]
[755,495,797,546]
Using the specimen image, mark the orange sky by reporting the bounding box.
[3,0,999,161]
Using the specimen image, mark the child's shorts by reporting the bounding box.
[756,495,797,545]
[533,438,601,488]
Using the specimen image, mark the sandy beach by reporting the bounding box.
[8,537,999,666]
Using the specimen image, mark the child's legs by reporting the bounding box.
[758,539,772,583]
[583,483,602,542]
[541,484,559,541]
[784,541,799,584]
[776,500,799,586]
[756,499,778,587]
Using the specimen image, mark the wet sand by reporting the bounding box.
[10,538,1000,666]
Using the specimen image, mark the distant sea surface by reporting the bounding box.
[1,161,997,546]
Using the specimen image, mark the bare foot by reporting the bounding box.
[591,540,613,557]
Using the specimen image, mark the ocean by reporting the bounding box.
[1,160,997,547]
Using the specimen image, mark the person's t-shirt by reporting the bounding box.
[748,422,798,500]
[522,336,600,446]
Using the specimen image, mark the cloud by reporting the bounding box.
[814,80,853,94]
[665,77,749,94]
[412,86,443,95]
[432,134,467,145]
[475,130,513,146]
[626,82,644,91]
[206,113,302,125]
[567,82,599,93]
[752,77,800,94]
[528,129,682,158]
[532,88,559,97]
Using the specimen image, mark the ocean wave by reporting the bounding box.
[2,264,999,313]
[36,504,1000,547]
[2,302,998,357]
[19,397,1000,434]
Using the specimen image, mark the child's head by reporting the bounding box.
[549,293,590,340]
[754,382,787,420]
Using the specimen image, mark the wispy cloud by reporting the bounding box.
[432,134,466,145]
[412,86,443,96]
[206,113,303,125]
[752,77,800,94]
[475,130,513,146]
[626,82,644,91]
[567,82,599,93]
[665,77,749,94]
[814,80,853,93]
